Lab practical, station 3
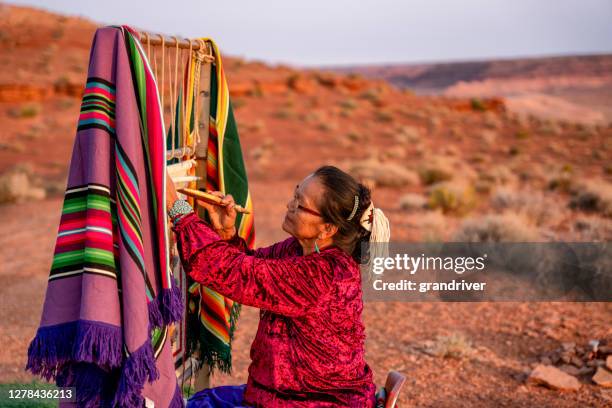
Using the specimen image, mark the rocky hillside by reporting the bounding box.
[0,5,611,406]
[332,55,612,124]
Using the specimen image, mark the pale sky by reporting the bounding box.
[7,0,612,66]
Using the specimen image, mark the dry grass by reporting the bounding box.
[418,159,454,186]
[572,216,612,241]
[0,164,46,204]
[424,333,474,359]
[8,103,41,119]
[490,187,565,226]
[569,179,612,218]
[380,145,406,160]
[347,158,419,188]
[426,181,477,215]
[373,110,394,123]
[414,210,448,241]
[394,126,421,144]
[250,138,275,165]
[399,193,427,211]
[273,108,297,120]
[339,98,359,110]
[453,213,540,242]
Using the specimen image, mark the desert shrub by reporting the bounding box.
[515,130,529,139]
[273,108,296,119]
[490,187,564,226]
[373,110,394,123]
[0,164,46,204]
[569,180,612,218]
[9,104,41,119]
[348,159,419,188]
[453,213,539,242]
[339,98,358,110]
[470,98,486,112]
[426,181,476,215]
[399,193,427,211]
[418,160,454,186]
[395,126,421,143]
[231,98,246,109]
[425,333,474,358]
[547,168,573,192]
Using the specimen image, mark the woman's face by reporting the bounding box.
[282,175,327,240]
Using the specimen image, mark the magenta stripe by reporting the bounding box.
[78,111,116,127]
[141,46,169,288]
[116,180,142,228]
[116,162,140,204]
[117,206,144,253]
[84,87,115,100]
[54,239,114,255]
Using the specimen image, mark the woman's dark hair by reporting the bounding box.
[312,165,371,263]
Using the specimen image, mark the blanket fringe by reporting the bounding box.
[112,339,160,408]
[170,382,186,408]
[160,284,184,324]
[26,320,123,381]
[148,281,184,330]
[56,361,116,408]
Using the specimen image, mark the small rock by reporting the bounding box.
[560,352,573,364]
[587,359,605,368]
[607,355,612,371]
[570,356,584,368]
[562,342,576,351]
[559,365,581,376]
[578,366,595,376]
[593,367,612,388]
[539,356,552,365]
[528,364,581,391]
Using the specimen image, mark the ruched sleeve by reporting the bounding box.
[172,212,334,317]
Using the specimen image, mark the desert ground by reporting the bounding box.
[0,5,611,407]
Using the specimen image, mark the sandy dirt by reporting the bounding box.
[0,4,611,407]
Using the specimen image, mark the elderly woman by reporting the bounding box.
[166,165,389,408]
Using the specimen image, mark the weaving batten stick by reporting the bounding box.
[171,176,201,183]
[177,188,251,214]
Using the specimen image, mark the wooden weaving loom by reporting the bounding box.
[136,29,214,394]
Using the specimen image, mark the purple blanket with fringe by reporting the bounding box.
[26,26,184,408]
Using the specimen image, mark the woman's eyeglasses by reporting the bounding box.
[290,185,322,217]
[296,204,322,217]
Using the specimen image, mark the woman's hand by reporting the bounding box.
[197,191,237,239]
[166,171,179,212]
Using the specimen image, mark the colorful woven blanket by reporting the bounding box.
[26,26,184,408]
[184,38,255,375]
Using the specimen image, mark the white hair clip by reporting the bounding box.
[346,195,359,221]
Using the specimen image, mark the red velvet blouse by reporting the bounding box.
[173,212,377,407]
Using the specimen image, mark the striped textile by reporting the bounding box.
[184,38,255,374]
[51,184,118,281]
[77,78,116,135]
[26,26,184,408]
